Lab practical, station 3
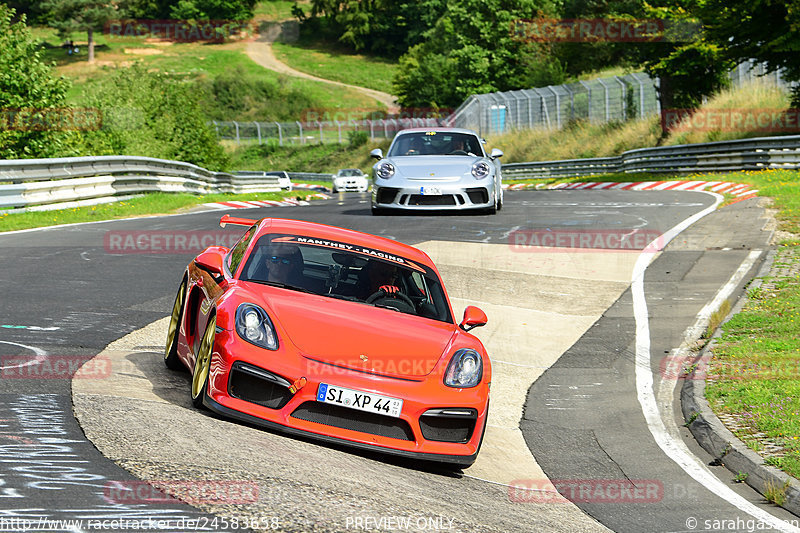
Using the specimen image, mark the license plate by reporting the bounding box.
[317,383,403,418]
[420,186,442,196]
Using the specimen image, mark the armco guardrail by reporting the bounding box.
[0,155,289,212]
[501,135,800,179]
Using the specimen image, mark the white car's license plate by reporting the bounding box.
[317,383,403,418]
[420,186,442,196]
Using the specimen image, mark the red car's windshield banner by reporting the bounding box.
[271,235,426,273]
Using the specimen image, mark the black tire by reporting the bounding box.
[191,315,216,408]
[164,280,186,370]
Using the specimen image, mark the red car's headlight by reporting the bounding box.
[444,349,483,388]
[235,304,278,350]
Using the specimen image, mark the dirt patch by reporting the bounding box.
[123,48,164,55]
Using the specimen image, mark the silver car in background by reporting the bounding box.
[369,128,503,215]
[332,168,369,193]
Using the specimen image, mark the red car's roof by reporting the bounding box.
[256,217,436,268]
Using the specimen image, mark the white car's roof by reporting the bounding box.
[394,127,480,136]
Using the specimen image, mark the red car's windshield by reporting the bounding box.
[239,234,453,323]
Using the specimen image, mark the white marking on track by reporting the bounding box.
[0,341,47,370]
[632,192,800,532]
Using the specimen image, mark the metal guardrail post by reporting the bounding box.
[317,121,323,143]
[335,120,342,143]
[254,121,261,144]
[234,121,240,144]
[296,121,304,145]
[275,122,283,146]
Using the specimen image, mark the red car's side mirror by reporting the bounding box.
[459,306,487,331]
[195,246,228,276]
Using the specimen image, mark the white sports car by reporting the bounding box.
[332,168,369,193]
[370,128,504,215]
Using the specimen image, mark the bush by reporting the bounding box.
[77,64,228,170]
[347,130,368,148]
[0,5,80,159]
[197,66,316,122]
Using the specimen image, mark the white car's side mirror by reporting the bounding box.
[490,148,504,159]
[370,148,383,160]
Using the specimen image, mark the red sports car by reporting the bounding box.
[165,215,491,468]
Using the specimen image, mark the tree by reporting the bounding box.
[302,0,448,58]
[169,0,258,20]
[4,1,49,24]
[699,0,800,104]
[41,0,118,62]
[392,0,564,108]
[0,4,78,159]
[628,2,732,114]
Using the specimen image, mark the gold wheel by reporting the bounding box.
[164,281,186,370]
[191,315,216,407]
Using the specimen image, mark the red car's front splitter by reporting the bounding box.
[202,394,484,468]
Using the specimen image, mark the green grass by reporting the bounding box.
[705,253,800,478]
[226,138,391,174]
[272,40,398,95]
[31,25,381,118]
[254,0,301,21]
[0,190,318,232]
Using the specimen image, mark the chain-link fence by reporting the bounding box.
[212,117,445,145]
[213,61,797,143]
[449,61,797,136]
[448,72,659,135]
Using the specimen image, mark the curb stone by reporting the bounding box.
[681,248,800,516]
[503,180,758,200]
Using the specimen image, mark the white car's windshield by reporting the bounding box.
[387,132,484,157]
[338,169,363,176]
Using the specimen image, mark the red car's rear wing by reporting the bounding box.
[219,214,258,228]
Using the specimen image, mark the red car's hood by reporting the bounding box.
[265,290,456,378]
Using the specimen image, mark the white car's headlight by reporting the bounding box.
[444,349,483,388]
[235,304,278,350]
[472,161,491,179]
[376,162,395,179]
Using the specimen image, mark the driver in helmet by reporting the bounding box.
[359,260,401,300]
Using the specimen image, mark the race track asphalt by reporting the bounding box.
[0,190,794,532]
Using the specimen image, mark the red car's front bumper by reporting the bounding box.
[205,330,489,467]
